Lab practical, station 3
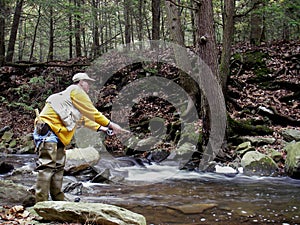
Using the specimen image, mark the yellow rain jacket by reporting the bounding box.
[37,85,110,146]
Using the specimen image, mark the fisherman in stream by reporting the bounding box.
[33,72,126,203]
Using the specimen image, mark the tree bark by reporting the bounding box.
[152,0,160,40]
[74,0,82,57]
[30,5,41,61]
[47,5,54,61]
[124,0,131,44]
[220,0,235,93]
[250,0,264,46]
[0,0,6,66]
[68,0,73,59]
[165,0,199,117]
[194,0,220,150]
[6,0,24,62]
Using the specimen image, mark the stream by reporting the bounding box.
[1,153,300,225]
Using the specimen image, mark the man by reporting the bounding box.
[33,72,125,202]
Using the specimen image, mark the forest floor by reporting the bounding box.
[0,39,299,165]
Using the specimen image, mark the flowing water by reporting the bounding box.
[1,153,300,225]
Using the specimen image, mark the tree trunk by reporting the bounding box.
[152,0,160,40]
[68,0,73,59]
[194,0,221,160]
[92,0,100,57]
[137,0,144,42]
[189,0,196,47]
[74,0,82,57]
[124,0,131,44]
[219,0,235,93]
[47,5,54,61]
[165,0,198,116]
[30,5,41,61]
[0,0,6,66]
[250,0,264,46]
[6,0,24,62]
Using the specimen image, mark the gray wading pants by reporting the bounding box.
[35,142,66,202]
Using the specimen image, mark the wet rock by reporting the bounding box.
[0,161,14,174]
[91,168,111,183]
[146,150,170,163]
[65,146,101,174]
[168,203,217,214]
[63,182,83,195]
[284,142,300,179]
[241,151,278,176]
[117,156,148,167]
[34,201,147,225]
[0,180,35,207]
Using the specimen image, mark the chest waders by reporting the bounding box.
[35,141,66,202]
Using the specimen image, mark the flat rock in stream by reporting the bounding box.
[168,203,217,214]
[34,201,146,225]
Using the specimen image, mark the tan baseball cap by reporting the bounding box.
[72,73,95,82]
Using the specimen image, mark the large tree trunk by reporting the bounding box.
[194,0,222,161]
[152,0,160,40]
[165,0,198,117]
[220,0,235,93]
[0,0,6,66]
[6,0,24,62]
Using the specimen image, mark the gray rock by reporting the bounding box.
[240,136,276,146]
[235,141,255,157]
[241,151,278,176]
[34,201,146,225]
[284,142,300,179]
[0,180,35,207]
[281,129,300,142]
[73,127,103,148]
[65,146,101,174]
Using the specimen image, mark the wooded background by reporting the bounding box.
[0,0,299,160]
[0,0,299,65]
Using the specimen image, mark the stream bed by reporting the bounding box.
[1,153,300,225]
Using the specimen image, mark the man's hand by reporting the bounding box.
[108,122,130,134]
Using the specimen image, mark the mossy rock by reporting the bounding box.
[284,142,300,179]
[241,151,278,176]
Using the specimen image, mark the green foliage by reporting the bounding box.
[8,102,34,112]
[29,76,45,85]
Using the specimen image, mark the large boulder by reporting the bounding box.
[65,146,101,174]
[0,180,35,207]
[284,142,300,179]
[241,151,278,176]
[34,201,146,225]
